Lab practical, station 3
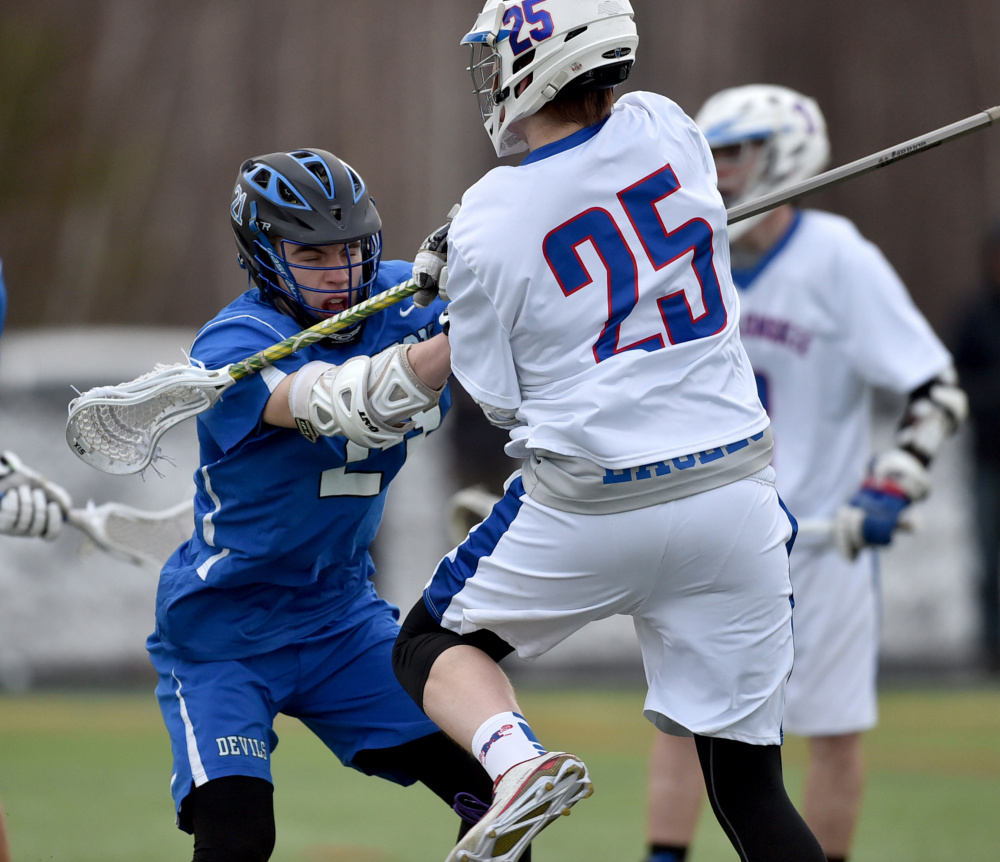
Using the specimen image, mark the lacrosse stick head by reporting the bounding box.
[230,149,383,341]
[68,498,194,567]
[66,362,235,475]
[696,84,830,241]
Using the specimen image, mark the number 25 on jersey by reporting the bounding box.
[543,164,728,363]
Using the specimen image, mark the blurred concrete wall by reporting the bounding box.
[0,1,998,337]
[0,330,982,688]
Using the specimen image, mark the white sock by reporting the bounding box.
[471,711,548,781]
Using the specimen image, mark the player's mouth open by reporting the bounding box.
[321,296,350,315]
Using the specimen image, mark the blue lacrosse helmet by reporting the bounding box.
[230,148,383,339]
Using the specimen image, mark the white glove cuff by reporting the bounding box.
[0,450,73,511]
[329,355,413,448]
[832,504,866,562]
[289,356,413,450]
[288,348,443,450]
[475,398,522,429]
[366,343,443,428]
[870,448,931,501]
[288,361,336,442]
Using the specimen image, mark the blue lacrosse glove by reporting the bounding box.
[832,448,927,561]
[850,485,911,545]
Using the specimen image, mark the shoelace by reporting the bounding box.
[453,791,491,825]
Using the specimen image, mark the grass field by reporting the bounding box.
[1,683,998,861]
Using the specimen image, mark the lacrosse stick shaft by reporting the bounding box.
[794,518,834,540]
[728,104,1000,224]
[63,278,424,475]
[229,279,421,379]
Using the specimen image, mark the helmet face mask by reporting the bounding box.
[463,0,638,157]
[694,84,830,242]
[230,149,383,340]
[711,140,769,206]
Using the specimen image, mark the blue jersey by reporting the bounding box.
[149,259,450,661]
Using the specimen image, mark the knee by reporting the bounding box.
[392,599,516,709]
[809,732,864,775]
[392,600,467,709]
[694,736,786,805]
[186,776,275,862]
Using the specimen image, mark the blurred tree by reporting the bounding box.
[0,0,997,334]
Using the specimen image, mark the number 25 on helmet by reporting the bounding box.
[463,0,638,157]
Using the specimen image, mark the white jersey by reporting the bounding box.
[735,209,952,520]
[447,91,767,470]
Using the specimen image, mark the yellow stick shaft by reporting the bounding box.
[228,279,421,380]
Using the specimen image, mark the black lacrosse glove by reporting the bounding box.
[413,204,460,307]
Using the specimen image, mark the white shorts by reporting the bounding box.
[423,467,796,744]
[782,545,879,736]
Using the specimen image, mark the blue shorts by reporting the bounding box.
[148,588,439,822]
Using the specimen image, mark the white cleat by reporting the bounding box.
[445,751,593,862]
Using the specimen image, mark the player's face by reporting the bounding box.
[712,141,764,201]
[281,240,364,316]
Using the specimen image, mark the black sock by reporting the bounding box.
[647,845,688,862]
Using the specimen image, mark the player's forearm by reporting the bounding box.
[262,334,451,429]
[405,333,451,390]
[263,375,295,427]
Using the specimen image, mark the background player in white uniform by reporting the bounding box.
[145,148,511,862]
[392,5,826,862]
[641,85,968,862]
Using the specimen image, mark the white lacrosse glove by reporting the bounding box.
[832,448,927,561]
[289,344,445,449]
[475,397,523,429]
[413,203,460,308]
[0,451,73,541]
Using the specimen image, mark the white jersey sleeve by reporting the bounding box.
[834,222,951,392]
[445,240,521,411]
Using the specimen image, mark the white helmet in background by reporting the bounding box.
[462,0,637,157]
[695,84,830,241]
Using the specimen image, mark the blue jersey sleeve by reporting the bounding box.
[378,258,414,293]
[190,303,308,453]
[377,258,450,335]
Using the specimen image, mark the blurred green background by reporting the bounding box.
[2,684,998,861]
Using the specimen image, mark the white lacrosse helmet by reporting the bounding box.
[694,84,830,240]
[462,0,638,157]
